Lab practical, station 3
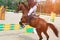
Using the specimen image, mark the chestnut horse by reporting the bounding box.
[15,2,58,40]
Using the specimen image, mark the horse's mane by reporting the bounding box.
[21,2,29,10]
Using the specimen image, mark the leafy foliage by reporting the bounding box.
[0,0,24,10]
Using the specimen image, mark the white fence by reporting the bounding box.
[0,12,22,24]
[0,12,60,25]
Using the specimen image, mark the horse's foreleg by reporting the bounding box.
[43,32,49,40]
[19,22,25,28]
[36,28,43,40]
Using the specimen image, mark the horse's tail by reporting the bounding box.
[48,23,59,37]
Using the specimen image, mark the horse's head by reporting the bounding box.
[15,2,29,28]
[15,2,28,14]
[14,2,22,13]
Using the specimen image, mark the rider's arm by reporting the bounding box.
[28,5,37,16]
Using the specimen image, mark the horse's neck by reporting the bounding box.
[21,6,28,14]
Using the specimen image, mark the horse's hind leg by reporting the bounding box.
[43,32,49,40]
[39,35,43,40]
[36,28,43,40]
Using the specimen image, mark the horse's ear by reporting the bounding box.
[19,2,21,4]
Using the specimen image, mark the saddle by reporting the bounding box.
[27,14,39,24]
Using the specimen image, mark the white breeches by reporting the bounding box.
[28,5,37,16]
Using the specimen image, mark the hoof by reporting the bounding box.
[39,38,43,40]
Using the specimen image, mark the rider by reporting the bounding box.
[27,0,41,23]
